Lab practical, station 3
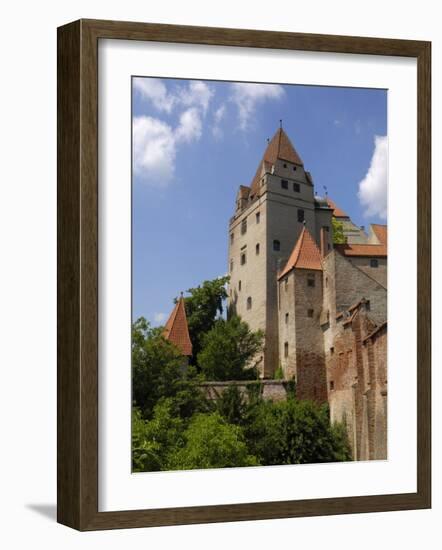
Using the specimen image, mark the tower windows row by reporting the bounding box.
[281,179,301,193]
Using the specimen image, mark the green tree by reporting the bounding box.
[332,216,346,244]
[132,317,208,419]
[197,316,263,380]
[183,276,229,361]
[215,385,246,425]
[243,398,351,465]
[168,413,259,470]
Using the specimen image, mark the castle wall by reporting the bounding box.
[345,256,387,289]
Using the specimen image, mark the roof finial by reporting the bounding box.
[323,185,328,197]
[279,119,283,129]
[180,291,184,298]
[266,137,270,144]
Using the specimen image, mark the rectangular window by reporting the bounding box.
[230,259,233,272]
[307,274,315,287]
[230,233,234,244]
[256,212,260,224]
[330,381,335,391]
[256,243,260,255]
[238,280,242,291]
[285,313,289,324]
[293,182,300,192]
[307,308,314,318]
[241,218,247,235]
[284,342,289,357]
[281,179,288,189]
[370,259,379,268]
[285,277,288,290]
[247,296,252,310]
[297,209,305,223]
[273,239,281,251]
[241,252,247,265]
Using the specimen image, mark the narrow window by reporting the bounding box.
[293,182,300,193]
[297,209,305,223]
[324,225,330,232]
[285,277,288,290]
[285,313,289,324]
[256,211,260,224]
[307,308,314,318]
[284,342,289,357]
[370,259,379,268]
[247,296,252,310]
[283,163,287,168]
[325,277,328,288]
[307,274,315,287]
[330,346,335,355]
[241,252,247,265]
[293,165,297,171]
[241,218,247,235]
[230,233,234,244]
[330,381,335,391]
[238,280,242,291]
[273,239,281,251]
[256,243,260,255]
[281,179,288,189]
[230,259,233,272]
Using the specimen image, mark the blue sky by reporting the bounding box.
[132,78,387,325]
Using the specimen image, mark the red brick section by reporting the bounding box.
[278,226,322,279]
[250,127,304,196]
[326,197,349,218]
[163,296,192,356]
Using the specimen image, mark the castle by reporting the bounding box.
[226,126,388,461]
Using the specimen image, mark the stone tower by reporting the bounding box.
[227,127,333,377]
[277,226,327,401]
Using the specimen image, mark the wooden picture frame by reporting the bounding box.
[57,18,431,531]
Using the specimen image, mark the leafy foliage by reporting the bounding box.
[332,217,347,244]
[183,276,230,361]
[197,316,263,380]
[168,413,259,470]
[132,317,208,420]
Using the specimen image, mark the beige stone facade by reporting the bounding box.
[227,127,388,461]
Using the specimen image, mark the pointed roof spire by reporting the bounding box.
[163,295,192,356]
[250,127,304,195]
[278,226,323,279]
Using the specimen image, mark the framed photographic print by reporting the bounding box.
[57,19,431,530]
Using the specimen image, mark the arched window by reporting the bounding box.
[273,239,281,251]
[247,296,252,310]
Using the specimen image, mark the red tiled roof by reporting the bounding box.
[326,197,349,218]
[335,242,387,257]
[371,224,387,245]
[250,128,304,196]
[163,296,192,356]
[278,226,322,279]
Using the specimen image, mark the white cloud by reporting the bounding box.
[230,83,285,130]
[175,108,202,143]
[212,104,226,139]
[133,78,175,113]
[133,116,176,184]
[358,135,388,220]
[179,81,214,115]
[133,109,203,185]
[134,78,213,115]
[154,312,167,323]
